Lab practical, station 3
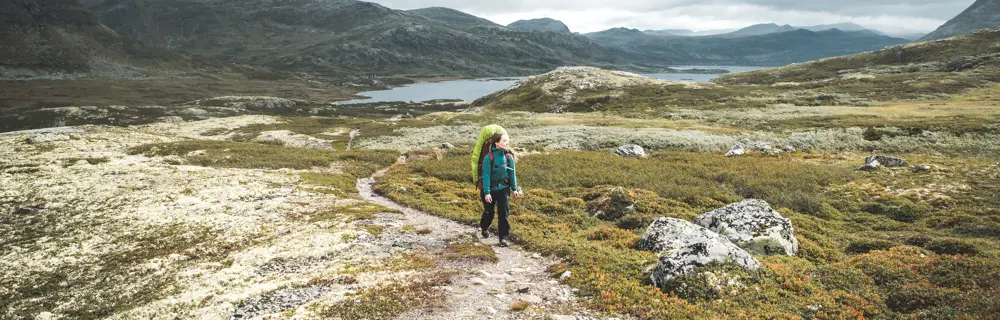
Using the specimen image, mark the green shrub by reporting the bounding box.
[845,238,898,254]
[922,238,980,256]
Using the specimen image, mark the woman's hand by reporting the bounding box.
[513,190,523,199]
[484,194,493,203]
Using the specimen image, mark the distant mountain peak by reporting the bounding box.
[920,0,1000,41]
[507,18,571,33]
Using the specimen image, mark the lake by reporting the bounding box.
[339,66,766,104]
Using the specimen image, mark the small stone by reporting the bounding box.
[531,253,541,259]
[36,312,54,320]
[481,306,498,314]
[509,268,527,274]
[912,164,933,172]
[477,270,492,278]
[859,158,881,171]
[559,271,571,280]
[441,143,455,149]
[471,277,488,285]
[780,145,796,153]
[725,145,745,157]
[517,286,530,293]
[520,294,543,304]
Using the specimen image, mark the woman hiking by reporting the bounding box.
[476,131,522,247]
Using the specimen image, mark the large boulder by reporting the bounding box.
[615,144,647,158]
[693,199,798,256]
[637,218,760,287]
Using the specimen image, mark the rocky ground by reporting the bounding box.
[0,117,610,319]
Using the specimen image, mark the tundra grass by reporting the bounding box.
[374,149,1000,319]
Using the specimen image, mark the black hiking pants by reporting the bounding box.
[480,188,511,239]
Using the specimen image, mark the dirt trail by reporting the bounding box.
[355,159,609,320]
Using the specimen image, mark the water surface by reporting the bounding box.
[340,66,767,104]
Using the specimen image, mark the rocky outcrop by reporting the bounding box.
[693,199,799,256]
[637,218,761,287]
[614,144,647,158]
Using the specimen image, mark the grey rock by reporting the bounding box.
[517,285,530,293]
[25,133,70,144]
[441,142,455,149]
[158,116,185,123]
[866,155,908,167]
[638,217,760,287]
[780,145,796,153]
[548,315,596,320]
[481,306,498,314]
[471,277,488,285]
[912,164,933,172]
[559,271,572,280]
[859,158,881,171]
[614,144,647,158]
[694,199,799,256]
[531,253,541,259]
[746,142,772,152]
[232,285,332,319]
[725,145,745,157]
[520,294,543,304]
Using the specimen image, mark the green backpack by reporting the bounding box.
[471,124,509,190]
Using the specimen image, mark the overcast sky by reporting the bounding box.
[368,0,975,36]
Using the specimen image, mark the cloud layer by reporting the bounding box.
[370,0,975,36]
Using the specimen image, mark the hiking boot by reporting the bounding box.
[499,237,509,247]
[481,229,489,238]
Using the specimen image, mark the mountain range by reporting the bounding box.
[5,0,1000,80]
[584,27,909,66]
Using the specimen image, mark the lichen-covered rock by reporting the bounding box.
[614,144,647,158]
[780,145,796,153]
[25,132,70,144]
[725,145,745,157]
[440,142,455,150]
[693,199,799,256]
[866,155,908,167]
[637,218,760,286]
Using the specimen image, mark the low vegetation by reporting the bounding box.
[375,149,1000,318]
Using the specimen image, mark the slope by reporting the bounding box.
[0,0,211,80]
[920,0,1000,41]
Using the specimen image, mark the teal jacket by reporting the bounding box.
[481,147,518,194]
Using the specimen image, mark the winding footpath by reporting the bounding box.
[355,159,610,320]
